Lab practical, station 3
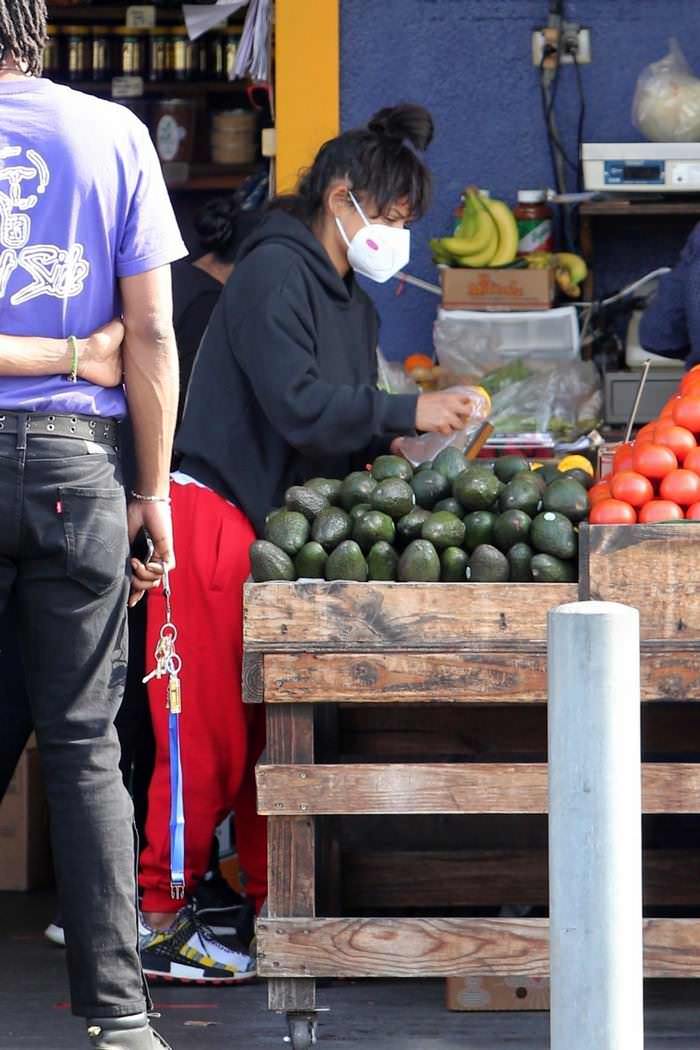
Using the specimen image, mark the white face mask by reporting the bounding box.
[335,191,411,284]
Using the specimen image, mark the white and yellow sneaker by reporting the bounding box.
[139,907,256,985]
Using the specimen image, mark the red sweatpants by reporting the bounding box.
[139,480,267,914]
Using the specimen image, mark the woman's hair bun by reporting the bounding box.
[368,103,434,152]
[194,196,240,255]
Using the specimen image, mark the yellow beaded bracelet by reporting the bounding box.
[67,335,79,383]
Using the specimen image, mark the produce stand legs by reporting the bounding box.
[264,704,320,1045]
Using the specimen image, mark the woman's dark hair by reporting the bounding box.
[194,195,261,263]
[271,103,433,225]
[0,0,47,77]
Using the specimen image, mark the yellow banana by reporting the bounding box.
[554,251,587,285]
[555,266,581,299]
[525,251,553,270]
[455,232,499,267]
[453,189,498,256]
[479,196,519,266]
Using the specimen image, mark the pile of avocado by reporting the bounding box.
[250,450,590,584]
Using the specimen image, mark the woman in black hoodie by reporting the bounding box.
[138,104,477,981]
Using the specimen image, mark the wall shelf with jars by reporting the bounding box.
[45,7,266,192]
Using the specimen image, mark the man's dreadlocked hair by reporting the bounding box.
[0,0,47,77]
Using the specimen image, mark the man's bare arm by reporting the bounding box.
[0,320,124,386]
[120,266,179,571]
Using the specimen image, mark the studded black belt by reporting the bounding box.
[0,411,119,447]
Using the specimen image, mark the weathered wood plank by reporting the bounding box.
[256,917,700,978]
[256,917,550,978]
[256,762,700,815]
[261,649,700,703]
[244,581,577,649]
[583,523,700,642]
[242,650,264,704]
[341,849,700,910]
[265,705,316,1012]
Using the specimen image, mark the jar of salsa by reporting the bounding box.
[514,190,554,255]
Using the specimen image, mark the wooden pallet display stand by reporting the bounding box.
[243,523,700,1046]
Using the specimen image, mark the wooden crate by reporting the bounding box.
[243,524,700,1028]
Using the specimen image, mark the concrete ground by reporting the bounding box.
[1,892,699,1049]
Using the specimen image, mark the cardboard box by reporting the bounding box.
[0,744,52,891]
[440,266,555,311]
[446,976,550,1012]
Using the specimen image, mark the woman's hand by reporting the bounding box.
[78,319,125,387]
[415,391,476,435]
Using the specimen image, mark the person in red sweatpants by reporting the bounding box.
[138,102,474,985]
[138,478,264,983]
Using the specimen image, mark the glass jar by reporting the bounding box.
[43,25,61,78]
[223,27,240,81]
[114,27,147,78]
[514,190,554,256]
[91,26,112,82]
[148,27,171,82]
[200,32,224,80]
[171,26,198,81]
[65,25,90,82]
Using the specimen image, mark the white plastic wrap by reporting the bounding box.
[632,39,700,143]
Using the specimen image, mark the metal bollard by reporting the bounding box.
[548,601,643,1050]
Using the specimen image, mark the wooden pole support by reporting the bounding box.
[548,601,643,1050]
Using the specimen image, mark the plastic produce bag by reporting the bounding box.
[488,360,602,439]
[393,386,491,467]
[632,38,700,143]
[376,348,421,396]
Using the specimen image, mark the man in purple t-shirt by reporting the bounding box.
[0,2,186,1047]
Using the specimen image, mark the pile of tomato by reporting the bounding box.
[590,365,700,525]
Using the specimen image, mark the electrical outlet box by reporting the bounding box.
[532,25,591,67]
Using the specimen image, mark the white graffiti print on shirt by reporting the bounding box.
[0,145,90,304]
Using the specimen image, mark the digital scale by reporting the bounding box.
[582,142,700,193]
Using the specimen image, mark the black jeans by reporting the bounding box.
[0,421,148,1019]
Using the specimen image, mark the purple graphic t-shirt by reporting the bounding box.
[0,78,186,417]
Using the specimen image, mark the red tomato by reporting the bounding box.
[634,423,657,444]
[660,395,683,418]
[609,471,654,508]
[588,480,612,505]
[659,468,700,506]
[683,447,700,475]
[613,443,636,473]
[589,499,637,525]
[638,500,684,523]
[632,443,678,480]
[653,422,697,464]
[672,396,700,435]
[680,373,700,395]
[686,502,700,520]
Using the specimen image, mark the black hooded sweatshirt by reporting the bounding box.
[175,210,418,535]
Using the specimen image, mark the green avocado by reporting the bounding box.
[433,497,465,518]
[306,477,342,504]
[367,541,399,581]
[467,544,509,582]
[530,511,577,560]
[349,502,373,524]
[542,477,589,524]
[294,541,328,579]
[411,469,451,509]
[513,469,547,495]
[531,552,576,583]
[284,485,329,522]
[440,545,469,582]
[371,478,415,519]
[421,511,466,550]
[453,467,502,512]
[398,539,441,582]
[352,510,396,552]
[264,509,310,556]
[432,446,468,483]
[507,542,534,582]
[311,506,352,551]
[492,509,532,552]
[463,510,497,552]
[339,471,377,511]
[396,506,432,546]
[250,540,295,582]
[494,455,530,483]
[371,454,413,483]
[498,476,542,517]
[325,540,368,582]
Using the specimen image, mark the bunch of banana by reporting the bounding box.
[430,188,519,269]
[524,251,588,298]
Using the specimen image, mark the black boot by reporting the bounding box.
[86,1013,172,1049]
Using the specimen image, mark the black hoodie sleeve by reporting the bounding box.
[228,266,418,459]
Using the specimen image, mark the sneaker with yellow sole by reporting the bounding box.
[139,907,255,985]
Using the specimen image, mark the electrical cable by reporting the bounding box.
[571,49,586,193]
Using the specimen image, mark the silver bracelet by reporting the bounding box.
[131,491,172,504]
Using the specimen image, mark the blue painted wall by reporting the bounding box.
[341,0,700,360]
